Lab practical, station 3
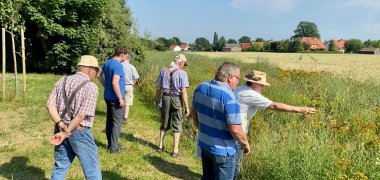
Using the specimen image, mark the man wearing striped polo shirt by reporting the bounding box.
[192,62,250,179]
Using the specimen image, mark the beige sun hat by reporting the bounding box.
[175,54,187,66]
[77,55,100,71]
[243,70,271,86]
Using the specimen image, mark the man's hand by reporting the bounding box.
[119,99,125,107]
[49,132,71,145]
[58,121,67,132]
[242,144,251,155]
[184,107,190,117]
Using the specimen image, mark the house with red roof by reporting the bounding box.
[240,43,251,50]
[325,39,346,53]
[299,37,326,50]
[169,45,181,51]
[179,43,189,51]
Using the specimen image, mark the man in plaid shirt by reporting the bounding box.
[47,55,102,180]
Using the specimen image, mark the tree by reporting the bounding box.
[219,36,226,51]
[172,37,181,45]
[0,0,26,98]
[364,39,380,48]
[345,39,364,53]
[239,36,251,43]
[292,21,320,39]
[227,39,238,44]
[194,37,211,51]
[328,40,336,51]
[168,38,177,46]
[246,44,262,52]
[255,38,265,42]
[1,0,145,74]
[212,32,219,51]
[364,39,372,47]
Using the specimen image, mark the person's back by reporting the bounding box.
[193,80,240,155]
[47,55,102,179]
[97,47,129,154]
[103,58,125,100]
[192,62,250,179]
[121,56,139,123]
[122,61,139,85]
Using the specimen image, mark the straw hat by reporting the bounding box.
[77,55,100,71]
[243,70,270,86]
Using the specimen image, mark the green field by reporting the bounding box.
[1,51,380,179]
[194,52,380,82]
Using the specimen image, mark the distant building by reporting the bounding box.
[169,45,181,51]
[240,43,251,50]
[252,42,265,48]
[325,39,346,53]
[223,44,241,52]
[299,37,326,50]
[358,48,380,55]
[179,43,189,51]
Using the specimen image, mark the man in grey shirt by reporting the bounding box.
[121,54,140,123]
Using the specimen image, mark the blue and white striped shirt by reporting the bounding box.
[192,80,242,156]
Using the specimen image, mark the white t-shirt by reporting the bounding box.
[234,85,273,134]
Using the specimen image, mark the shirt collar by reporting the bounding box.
[76,72,90,80]
[211,79,232,91]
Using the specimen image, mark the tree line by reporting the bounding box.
[0,0,144,74]
[142,21,380,53]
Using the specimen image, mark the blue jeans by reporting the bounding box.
[51,128,102,180]
[105,99,124,152]
[234,143,244,180]
[201,148,236,180]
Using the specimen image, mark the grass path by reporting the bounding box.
[0,74,202,179]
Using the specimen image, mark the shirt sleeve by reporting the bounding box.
[46,78,64,106]
[241,91,273,109]
[132,66,139,80]
[180,71,189,88]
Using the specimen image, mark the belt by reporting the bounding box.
[163,92,180,96]
[126,84,133,86]
[76,124,88,131]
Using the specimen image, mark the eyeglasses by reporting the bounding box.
[90,67,99,74]
[231,74,240,80]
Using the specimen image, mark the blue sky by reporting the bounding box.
[127,0,380,43]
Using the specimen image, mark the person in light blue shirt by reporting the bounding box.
[155,54,190,157]
[121,54,139,123]
[192,62,250,179]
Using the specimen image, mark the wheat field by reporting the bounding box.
[193,52,380,82]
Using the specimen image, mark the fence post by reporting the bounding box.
[21,29,26,94]
[2,28,5,100]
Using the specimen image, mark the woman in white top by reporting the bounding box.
[233,70,317,180]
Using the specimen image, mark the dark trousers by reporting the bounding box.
[105,99,124,152]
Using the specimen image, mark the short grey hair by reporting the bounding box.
[215,62,240,82]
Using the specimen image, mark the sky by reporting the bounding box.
[127,0,380,43]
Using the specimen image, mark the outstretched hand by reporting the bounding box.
[50,132,70,145]
[302,107,317,115]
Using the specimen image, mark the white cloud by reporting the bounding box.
[228,0,297,13]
